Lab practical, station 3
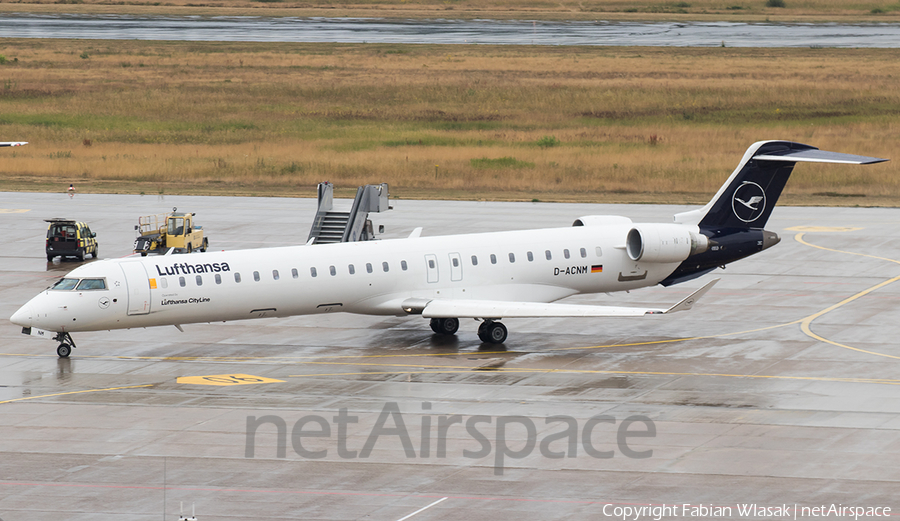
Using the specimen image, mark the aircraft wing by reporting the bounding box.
[417,279,718,319]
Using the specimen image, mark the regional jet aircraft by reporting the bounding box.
[10,141,887,357]
[1,142,27,147]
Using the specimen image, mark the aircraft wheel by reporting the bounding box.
[438,317,459,335]
[482,322,507,344]
[431,317,459,335]
[57,343,72,358]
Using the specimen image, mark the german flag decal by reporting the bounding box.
[591,265,603,273]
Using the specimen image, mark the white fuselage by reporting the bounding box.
[13,223,684,334]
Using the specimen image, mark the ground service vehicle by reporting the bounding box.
[134,209,208,255]
[45,219,98,261]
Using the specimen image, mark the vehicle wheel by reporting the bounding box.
[57,343,72,358]
[76,250,85,261]
[437,317,459,335]
[485,322,508,344]
[187,244,193,254]
[430,318,442,333]
[201,239,208,252]
[47,254,54,262]
[93,246,99,258]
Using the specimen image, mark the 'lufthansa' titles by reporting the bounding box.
[155,262,231,276]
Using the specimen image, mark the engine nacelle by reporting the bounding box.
[572,215,633,227]
[626,224,709,263]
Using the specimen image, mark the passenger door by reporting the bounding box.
[449,252,463,282]
[119,262,151,315]
[425,254,439,283]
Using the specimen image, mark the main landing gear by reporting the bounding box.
[430,317,508,344]
[53,332,76,358]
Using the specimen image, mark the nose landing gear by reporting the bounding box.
[53,332,76,358]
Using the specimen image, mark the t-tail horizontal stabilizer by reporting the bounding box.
[752,148,887,165]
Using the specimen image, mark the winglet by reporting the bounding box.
[660,278,719,314]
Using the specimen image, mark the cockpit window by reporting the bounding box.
[51,278,79,290]
[76,278,107,291]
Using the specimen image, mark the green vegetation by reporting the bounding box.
[471,157,536,169]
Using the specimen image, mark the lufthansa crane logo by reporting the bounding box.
[732,181,766,223]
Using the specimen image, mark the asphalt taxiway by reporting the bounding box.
[1,192,899,520]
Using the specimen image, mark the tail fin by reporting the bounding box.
[675,141,887,229]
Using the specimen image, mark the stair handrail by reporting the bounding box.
[306,182,334,244]
[342,183,390,242]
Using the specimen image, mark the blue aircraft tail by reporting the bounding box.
[675,140,887,230]
[662,141,887,287]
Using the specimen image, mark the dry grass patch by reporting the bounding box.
[1,40,898,203]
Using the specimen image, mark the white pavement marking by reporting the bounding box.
[395,497,448,521]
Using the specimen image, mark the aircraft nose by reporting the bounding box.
[10,303,34,328]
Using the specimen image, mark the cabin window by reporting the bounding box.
[76,278,106,291]
[215,274,222,284]
[234,273,242,283]
[329,265,336,276]
[349,264,356,275]
[527,251,534,262]
[452,257,459,268]
[545,250,552,260]
[273,270,280,281]
[595,247,603,257]
[310,267,317,278]
[292,268,299,279]
[253,271,260,282]
[196,275,203,286]
[471,255,478,266]
[428,259,435,269]
[366,263,373,274]
[179,276,186,287]
[580,248,587,258]
[401,260,408,271]
[159,278,168,289]
[167,217,184,236]
[564,249,570,259]
[508,253,516,263]
[382,261,389,272]
[490,254,497,265]
[51,278,79,291]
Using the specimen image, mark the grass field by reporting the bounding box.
[1,39,898,204]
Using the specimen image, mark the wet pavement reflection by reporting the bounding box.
[2,14,899,47]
